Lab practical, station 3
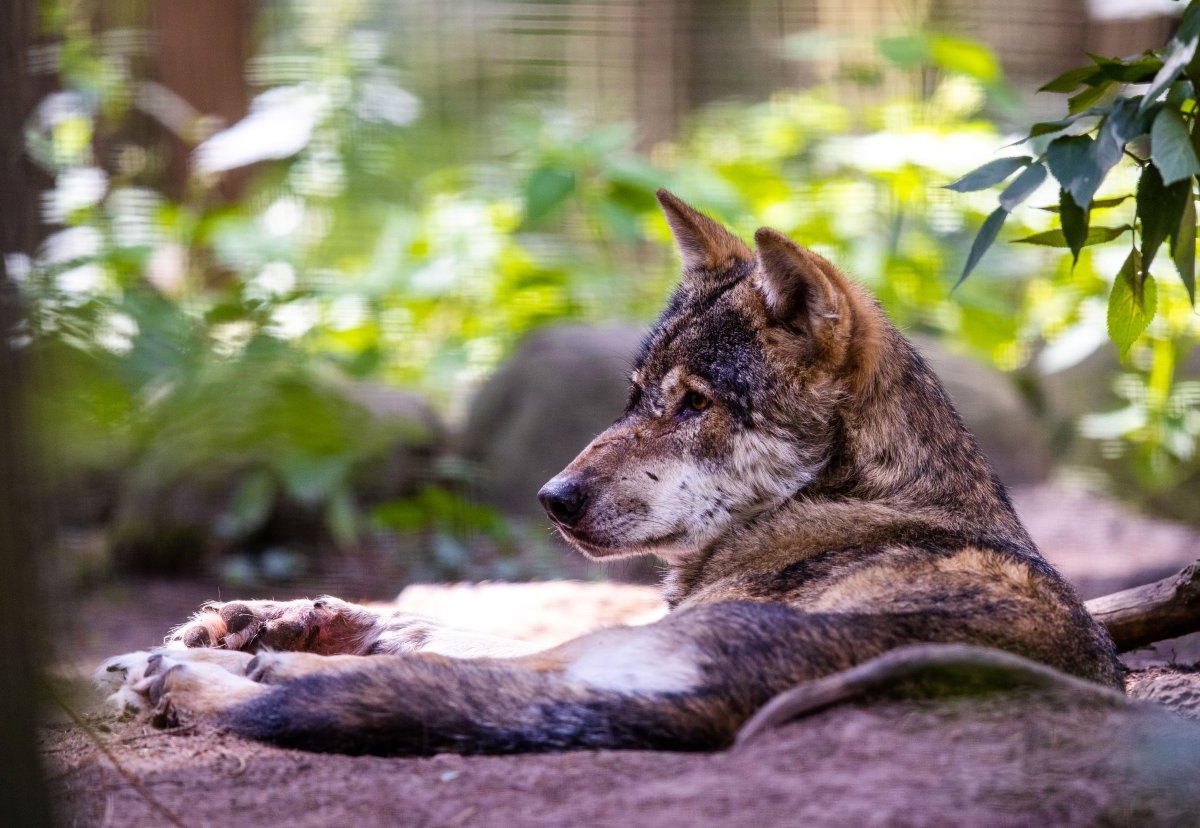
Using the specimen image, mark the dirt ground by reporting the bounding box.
[42,483,1200,827]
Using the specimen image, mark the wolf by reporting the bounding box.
[98,191,1123,755]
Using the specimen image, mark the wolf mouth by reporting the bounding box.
[556,525,686,557]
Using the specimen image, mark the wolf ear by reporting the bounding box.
[656,189,752,273]
[753,227,848,334]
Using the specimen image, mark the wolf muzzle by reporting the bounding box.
[538,475,589,528]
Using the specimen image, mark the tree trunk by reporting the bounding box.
[0,0,55,823]
[153,0,255,200]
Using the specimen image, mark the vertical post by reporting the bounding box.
[0,0,55,823]
[153,0,255,200]
[634,0,690,148]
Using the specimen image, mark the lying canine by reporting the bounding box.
[98,191,1122,754]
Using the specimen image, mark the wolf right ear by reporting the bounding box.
[656,189,752,274]
[753,228,850,338]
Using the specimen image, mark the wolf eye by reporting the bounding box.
[679,390,711,415]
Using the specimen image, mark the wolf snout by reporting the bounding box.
[538,476,589,527]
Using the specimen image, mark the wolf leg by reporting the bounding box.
[98,647,381,719]
[212,599,1107,755]
[95,648,254,714]
[95,649,265,719]
[124,600,1111,751]
[168,596,541,658]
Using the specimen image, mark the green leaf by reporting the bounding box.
[879,34,928,67]
[1137,163,1190,275]
[1151,107,1200,185]
[222,470,276,539]
[1140,34,1199,113]
[276,454,352,505]
[1014,225,1129,247]
[944,156,1030,192]
[1059,189,1089,265]
[1094,97,1150,172]
[596,200,642,242]
[1182,0,1200,42]
[1046,135,1103,208]
[1166,79,1195,110]
[1171,191,1197,304]
[1045,102,1143,210]
[1068,81,1113,114]
[1004,116,1087,149]
[928,35,1001,83]
[1038,194,1130,213]
[1030,118,1079,137]
[1094,55,1164,84]
[957,207,1007,287]
[1039,65,1103,94]
[1107,250,1156,356]
[371,498,428,533]
[996,162,1046,211]
[524,166,576,221]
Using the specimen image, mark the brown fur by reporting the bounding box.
[98,191,1121,755]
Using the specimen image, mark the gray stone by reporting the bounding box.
[911,335,1051,486]
[109,378,443,575]
[460,323,647,517]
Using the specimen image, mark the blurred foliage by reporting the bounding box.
[14,0,1200,581]
[953,0,1200,499]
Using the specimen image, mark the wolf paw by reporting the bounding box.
[95,650,160,717]
[245,650,365,682]
[95,649,262,724]
[166,596,366,654]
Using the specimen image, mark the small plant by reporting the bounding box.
[952,0,1199,356]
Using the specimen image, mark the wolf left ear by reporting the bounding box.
[753,228,848,335]
[656,189,752,273]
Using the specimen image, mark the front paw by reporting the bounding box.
[95,650,159,717]
[96,649,264,724]
[245,650,363,683]
[166,596,363,653]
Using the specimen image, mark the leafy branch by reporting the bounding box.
[952,0,1200,355]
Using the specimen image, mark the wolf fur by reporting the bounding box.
[98,191,1122,755]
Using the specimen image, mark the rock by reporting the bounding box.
[1038,344,1123,434]
[1034,339,1200,526]
[109,375,443,575]
[911,336,1051,485]
[460,323,647,517]
[1128,668,1200,721]
[336,380,444,503]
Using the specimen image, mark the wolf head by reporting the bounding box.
[539,190,889,562]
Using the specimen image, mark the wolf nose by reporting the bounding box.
[538,477,588,527]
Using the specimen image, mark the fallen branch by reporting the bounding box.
[1086,559,1200,653]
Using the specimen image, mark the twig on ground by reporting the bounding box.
[46,687,191,828]
[118,724,198,744]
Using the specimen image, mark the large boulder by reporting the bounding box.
[1035,340,1200,525]
[109,375,443,576]
[460,323,647,517]
[912,335,1051,486]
